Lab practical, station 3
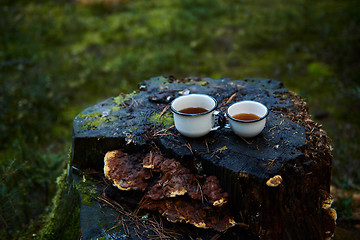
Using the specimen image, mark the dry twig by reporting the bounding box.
[219,92,237,108]
[152,125,174,137]
[195,177,207,204]
[239,136,252,145]
[267,158,276,166]
[185,142,193,154]
[159,103,171,118]
[225,92,237,105]
[204,139,210,153]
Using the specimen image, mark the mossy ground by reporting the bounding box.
[1,0,359,238]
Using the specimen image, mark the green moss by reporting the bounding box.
[212,146,228,157]
[78,112,117,130]
[129,124,139,131]
[113,91,137,105]
[78,112,102,119]
[185,80,209,86]
[148,111,174,127]
[156,76,171,85]
[111,106,121,112]
[78,91,139,129]
[110,91,138,112]
[83,120,102,130]
[35,169,80,240]
[75,178,97,207]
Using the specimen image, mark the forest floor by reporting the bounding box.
[1,0,359,239]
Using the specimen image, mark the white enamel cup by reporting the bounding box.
[226,100,269,138]
[171,94,225,138]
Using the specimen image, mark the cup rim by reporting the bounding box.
[226,100,269,123]
[170,93,218,117]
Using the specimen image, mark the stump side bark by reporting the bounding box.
[71,76,333,240]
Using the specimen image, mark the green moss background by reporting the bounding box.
[1,0,359,238]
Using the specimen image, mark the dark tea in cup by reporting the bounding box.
[232,113,260,121]
[178,107,209,114]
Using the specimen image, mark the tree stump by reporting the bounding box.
[72,76,334,240]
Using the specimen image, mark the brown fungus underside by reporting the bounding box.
[104,150,151,191]
[104,150,235,232]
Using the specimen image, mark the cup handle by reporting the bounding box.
[211,111,226,131]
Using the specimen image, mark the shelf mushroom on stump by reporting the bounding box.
[72,76,335,240]
[104,149,236,232]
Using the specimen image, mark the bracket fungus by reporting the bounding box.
[142,151,164,171]
[104,150,151,191]
[104,149,235,232]
[142,198,236,232]
[202,176,229,207]
[323,208,337,240]
[266,175,283,187]
[320,189,334,210]
[320,189,336,239]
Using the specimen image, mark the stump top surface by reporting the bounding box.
[73,76,306,179]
